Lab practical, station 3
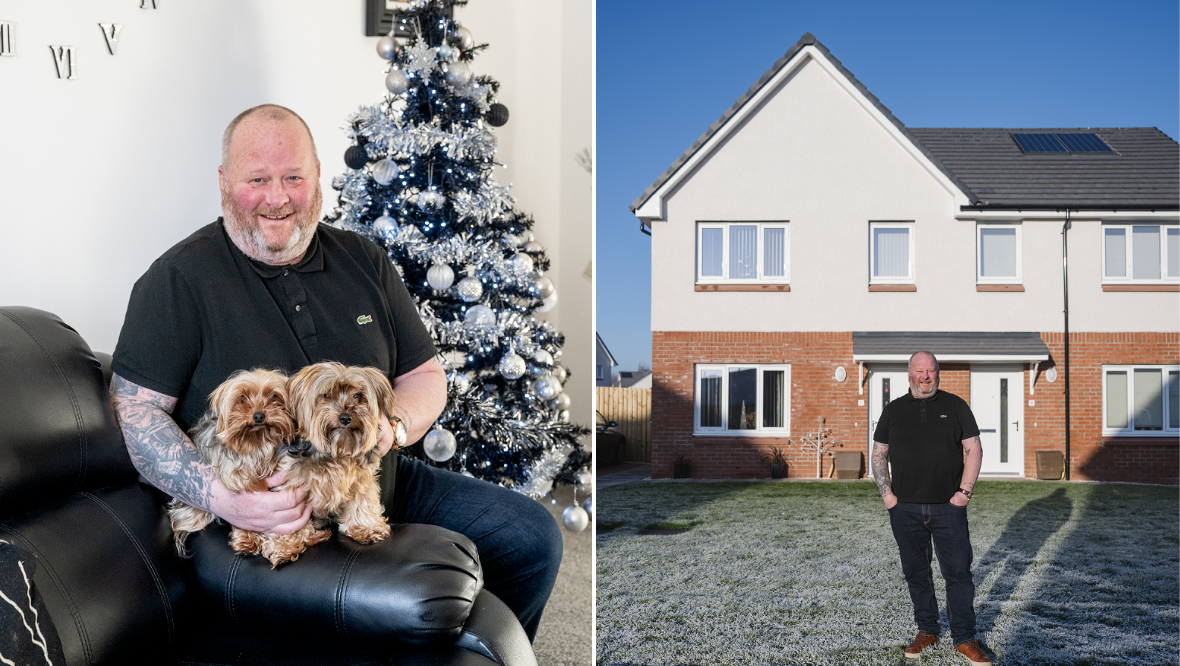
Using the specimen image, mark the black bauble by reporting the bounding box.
[344,145,368,169]
[486,103,509,127]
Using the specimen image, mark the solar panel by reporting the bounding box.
[1054,133,1113,153]
[1012,133,1067,153]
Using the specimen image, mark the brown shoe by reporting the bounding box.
[955,640,992,665]
[903,632,939,659]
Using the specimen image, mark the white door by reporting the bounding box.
[867,365,908,476]
[970,365,1025,476]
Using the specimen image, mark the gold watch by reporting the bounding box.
[390,417,408,449]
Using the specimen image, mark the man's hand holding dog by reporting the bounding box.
[211,469,312,535]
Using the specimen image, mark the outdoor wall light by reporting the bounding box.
[834,366,847,382]
[1045,367,1058,383]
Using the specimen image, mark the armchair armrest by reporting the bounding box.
[188,521,483,645]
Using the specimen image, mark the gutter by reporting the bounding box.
[961,204,1178,212]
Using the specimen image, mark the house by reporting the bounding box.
[616,370,653,389]
[630,33,1178,484]
[596,333,618,387]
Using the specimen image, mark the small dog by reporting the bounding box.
[166,368,316,564]
[273,361,395,564]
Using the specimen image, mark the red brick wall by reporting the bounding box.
[651,331,1179,485]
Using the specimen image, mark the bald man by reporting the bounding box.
[110,104,561,640]
[871,351,992,665]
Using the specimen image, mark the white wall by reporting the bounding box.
[0,0,591,429]
[650,56,1179,334]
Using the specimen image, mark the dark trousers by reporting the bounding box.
[888,502,976,646]
[385,455,563,641]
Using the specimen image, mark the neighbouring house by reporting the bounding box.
[630,33,1178,484]
[596,333,618,387]
[616,370,653,389]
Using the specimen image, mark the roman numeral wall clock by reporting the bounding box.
[1,0,156,79]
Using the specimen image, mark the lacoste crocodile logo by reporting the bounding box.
[940,414,947,418]
[357,315,373,325]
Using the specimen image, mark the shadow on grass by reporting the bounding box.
[972,487,1072,641]
[596,482,746,536]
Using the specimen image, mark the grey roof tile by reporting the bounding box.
[853,332,1050,357]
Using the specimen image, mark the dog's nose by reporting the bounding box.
[253,411,266,424]
[338,413,352,426]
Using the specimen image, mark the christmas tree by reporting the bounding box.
[323,0,591,528]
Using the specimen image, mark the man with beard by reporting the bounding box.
[109,104,562,641]
[871,351,992,665]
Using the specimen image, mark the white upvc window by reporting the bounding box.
[694,364,790,435]
[1102,365,1180,436]
[976,223,1022,283]
[1102,224,1180,284]
[869,221,914,284]
[696,222,789,283]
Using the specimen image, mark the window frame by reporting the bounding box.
[869,221,915,285]
[693,363,791,436]
[695,221,790,285]
[1101,223,1180,285]
[976,223,1023,284]
[1101,364,1180,437]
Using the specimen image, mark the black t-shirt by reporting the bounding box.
[872,389,980,504]
[112,219,438,432]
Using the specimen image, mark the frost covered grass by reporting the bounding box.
[595,480,1179,666]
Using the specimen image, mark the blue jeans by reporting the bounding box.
[384,455,563,641]
[888,502,976,646]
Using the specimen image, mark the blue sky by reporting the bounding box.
[594,0,1180,375]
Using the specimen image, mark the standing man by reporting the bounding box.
[109,104,562,641]
[871,351,993,665]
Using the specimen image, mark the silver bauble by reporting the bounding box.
[562,505,589,532]
[529,349,553,376]
[423,428,457,462]
[536,293,558,313]
[376,35,398,60]
[498,353,526,380]
[576,471,592,489]
[511,252,534,272]
[553,365,568,383]
[444,61,472,87]
[535,276,555,298]
[385,68,409,94]
[534,373,561,401]
[554,392,571,410]
[456,276,483,302]
[464,304,495,327]
[372,158,400,185]
[560,410,570,422]
[448,371,471,394]
[426,263,455,290]
[436,44,456,62]
[373,215,398,238]
[451,26,474,50]
[582,497,594,521]
[523,240,543,253]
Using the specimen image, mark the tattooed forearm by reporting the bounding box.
[871,441,892,497]
[110,374,216,510]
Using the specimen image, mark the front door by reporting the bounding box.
[970,365,1025,476]
[867,364,908,476]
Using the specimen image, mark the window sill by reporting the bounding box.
[693,434,792,445]
[868,284,916,292]
[695,284,790,292]
[977,284,1025,292]
[1101,284,1179,292]
[1101,436,1180,445]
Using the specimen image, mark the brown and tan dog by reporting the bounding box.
[272,361,394,564]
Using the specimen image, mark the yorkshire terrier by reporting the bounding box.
[276,361,395,564]
[166,368,320,565]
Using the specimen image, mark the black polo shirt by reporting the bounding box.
[112,219,438,432]
[873,389,980,504]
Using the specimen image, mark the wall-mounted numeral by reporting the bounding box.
[49,45,76,79]
[0,22,14,56]
[99,23,123,55]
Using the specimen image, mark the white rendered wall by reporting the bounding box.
[650,57,1179,334]
[0,0,591,429]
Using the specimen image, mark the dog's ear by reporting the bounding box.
[286,365,317,419]
[358,367,396,418]
[208,370,246,417]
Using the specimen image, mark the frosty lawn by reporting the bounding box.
[595,480,1178,666]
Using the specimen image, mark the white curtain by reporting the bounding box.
[700,228,723,277]
[1133,368,1163,430]
[1104,228,1126,278]
[1106,370,1128,428]
[873,227,909,278]
[1132,226,1160,280]
[763,227,786,278]
[729,225,758,280]
[1167,228,1179,278]
[980,227,1017,278]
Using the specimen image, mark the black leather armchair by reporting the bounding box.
[0,306,538,666]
